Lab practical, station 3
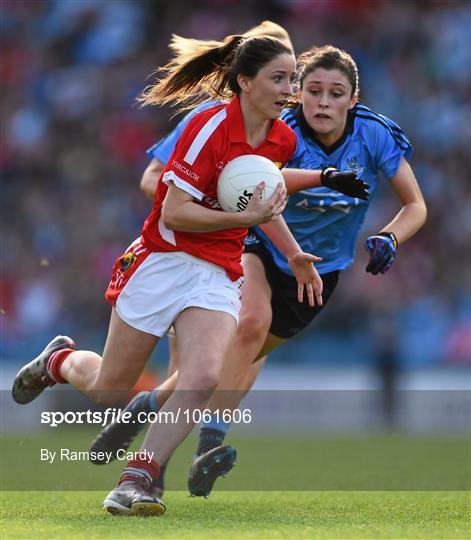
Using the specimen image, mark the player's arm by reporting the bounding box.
[281,168,321,194]
[162,182,286,232]
[364,157,427,274]
[259,218,323,307]
[282,168,370,199]
[380,157,427,243]
[140,158,165,200]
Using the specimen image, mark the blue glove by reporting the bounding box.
[364,233,398,275]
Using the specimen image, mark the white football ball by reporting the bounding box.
[217,154,285,213]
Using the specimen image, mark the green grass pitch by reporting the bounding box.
[2,491,469,539]
[1,428,470,538]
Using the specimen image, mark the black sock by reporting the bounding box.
[150,461,167,493]
[196,427,226,456]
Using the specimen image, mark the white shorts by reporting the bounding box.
[114,250,242,337]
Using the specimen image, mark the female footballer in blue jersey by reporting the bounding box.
[90,44,426,497]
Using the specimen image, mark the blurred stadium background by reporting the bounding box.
[1,0,470,437]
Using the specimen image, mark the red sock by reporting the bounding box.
[46,349,74,384]
[119,457,160,486]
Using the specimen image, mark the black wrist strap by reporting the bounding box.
[320,167,337,182]
[379,232,398,249]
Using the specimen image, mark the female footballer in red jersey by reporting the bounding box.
[12,35,324,516]
[89,44,424,500]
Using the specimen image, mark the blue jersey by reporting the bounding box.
[146,100,221,164]
[255,104,413,275]
[146,101,412,276]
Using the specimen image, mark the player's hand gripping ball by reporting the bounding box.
[217,155,285,213]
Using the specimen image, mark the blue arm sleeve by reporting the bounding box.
[373,115,413,180]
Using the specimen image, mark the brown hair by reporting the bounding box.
[241,20,292,48]
[168,20,292,64]
[288,45,359,106]
[138,35,293,111]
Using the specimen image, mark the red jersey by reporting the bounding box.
[141,96,297,281]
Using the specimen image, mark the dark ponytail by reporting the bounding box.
[138,35,293,112]
[137,35,244,109]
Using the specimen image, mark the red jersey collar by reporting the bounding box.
[226,95,285,146]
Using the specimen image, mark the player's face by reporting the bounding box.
[239,53,296,120]
[300,68,356,146]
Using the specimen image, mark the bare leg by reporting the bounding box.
[206,254,273,411]
[149,332,179,491]
[236,332,285,387]
[139,307,237,465]
[167,332,179,376]
[257,332,285,358]
[145,255,284,412]
[238,333,287,394]
[182,258,284,497]
[86,318,286,467]
[150,334,179,409]
[59,308,159,405]
[145,269,288,413]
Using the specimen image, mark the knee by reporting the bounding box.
[178,367,220,395]
[238,308,271,345]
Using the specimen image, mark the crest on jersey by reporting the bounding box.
[346,157,365,177]
[244,233,260,246]
[120,252,137,271]
[274,161,283,169]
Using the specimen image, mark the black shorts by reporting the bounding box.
[244,232,339,339]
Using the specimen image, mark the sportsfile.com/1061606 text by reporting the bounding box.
[40,408,252,428]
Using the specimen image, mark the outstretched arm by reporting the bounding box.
[281,168,322,195]
[282,167,370,199]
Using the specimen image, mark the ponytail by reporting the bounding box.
[138,21,293,112]
[137,35,245,110]
[168,35,224,66]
